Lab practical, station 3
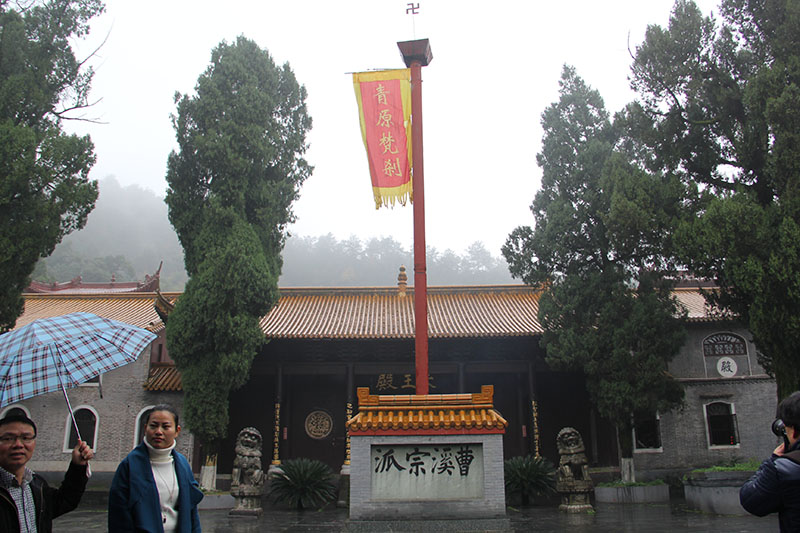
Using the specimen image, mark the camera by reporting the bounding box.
[773,418,790,451]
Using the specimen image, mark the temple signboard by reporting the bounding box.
[371,443,483,500]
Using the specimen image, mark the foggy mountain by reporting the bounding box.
[34,177,189,290]
[34,178,517,290]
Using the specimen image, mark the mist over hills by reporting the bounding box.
[34,178,516,290]
[34,178,188,290]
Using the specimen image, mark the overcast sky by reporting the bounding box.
[66,0,720,256]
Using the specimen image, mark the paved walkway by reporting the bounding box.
[53,502,777,532]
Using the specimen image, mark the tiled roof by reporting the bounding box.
[16,285,725,343]
[258,285,721,339]
[673,287,732,322]
[17,293,176,333]
[260,285,543,339]
[347,385,507,434]
[143,364,182,392]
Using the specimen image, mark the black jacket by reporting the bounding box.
[0,462,88,533]
[740,442,800,532]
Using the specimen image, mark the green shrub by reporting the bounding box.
[691,459,760,473]
[269,458,337,510]
[504,455,556,506]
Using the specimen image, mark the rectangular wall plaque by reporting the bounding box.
[370,443,484,500]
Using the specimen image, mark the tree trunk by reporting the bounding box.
[200,453,217,491]
[617,422,636,483]
[620,458,635,484]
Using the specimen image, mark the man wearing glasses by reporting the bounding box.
[0,413,93,533]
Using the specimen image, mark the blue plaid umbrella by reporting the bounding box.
[0,312,157,439]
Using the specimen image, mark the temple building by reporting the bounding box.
[5,271,776,485]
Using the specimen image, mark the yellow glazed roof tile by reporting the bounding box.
[143,364,182,392]
[17,292,174,333]
[347,385,508,433]
[17,285,721,341]
[260,285,543,339]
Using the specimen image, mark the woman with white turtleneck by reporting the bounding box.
[108,405,203,532]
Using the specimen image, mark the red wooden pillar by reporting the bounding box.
[398,39,432,395]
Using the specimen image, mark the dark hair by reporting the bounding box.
[777,391,800,429]
[144,404,180,427]
[0,413,37,437]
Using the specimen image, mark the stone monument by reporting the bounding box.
[348,386,510,530]
[229,427,265,516]
[555,427,593,513]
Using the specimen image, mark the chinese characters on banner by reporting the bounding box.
[353,69,413,209]
[370,444,484,500]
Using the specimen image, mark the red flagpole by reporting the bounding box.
[398,40,432,395]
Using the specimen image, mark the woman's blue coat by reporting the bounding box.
[108,442,203,532]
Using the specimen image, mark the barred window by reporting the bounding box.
[706,402,739,446]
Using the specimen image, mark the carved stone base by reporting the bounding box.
[558,492,593,513]
[230,486,264,517]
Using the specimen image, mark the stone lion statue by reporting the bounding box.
[231,427,264,491]
[555,427,593,512]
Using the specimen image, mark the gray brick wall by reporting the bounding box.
[634,322,777,478]
[668,323,766,378]
[635,379,776,476]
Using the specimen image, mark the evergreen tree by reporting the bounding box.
[165,36,311,457]
[0,0,103,330]
[626,0,800,396]
[503,66,687,480]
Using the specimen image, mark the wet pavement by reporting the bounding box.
[53,501,778,532]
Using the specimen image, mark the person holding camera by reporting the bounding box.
[740,391,800,531]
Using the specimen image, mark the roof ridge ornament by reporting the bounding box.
[397,265,408,296]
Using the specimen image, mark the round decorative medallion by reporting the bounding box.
[716,356,738,378]
[305,410,333,439]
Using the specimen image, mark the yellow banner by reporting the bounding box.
[353,69,413,209]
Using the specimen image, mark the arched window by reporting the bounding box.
[134,406,155,448]
[0,405,30,419]
[705,402,739,447]
[703,333,747,357]
[64,406,98,451]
